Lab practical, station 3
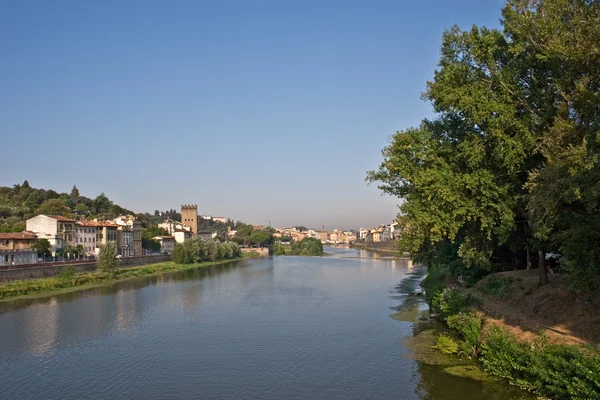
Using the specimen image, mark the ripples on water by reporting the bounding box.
[0,246,532,399]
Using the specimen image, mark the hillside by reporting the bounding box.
[468,270,600,345]
[0,180,133,232]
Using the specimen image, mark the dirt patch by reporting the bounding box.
[469,270,600,345]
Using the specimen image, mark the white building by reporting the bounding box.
[173,229,192,244]
[159,219,192,236]
[75,221,98,258]
[26,215,76,253]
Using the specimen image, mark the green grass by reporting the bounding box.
[0,254,261,301]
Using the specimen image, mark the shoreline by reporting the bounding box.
[0,252,262,303]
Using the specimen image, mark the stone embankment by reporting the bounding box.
[0,255,171,282]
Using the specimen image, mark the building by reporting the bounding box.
[173,229,192,244]
[75,221,99,258]
[181,205,198,237]
[359,228,370,241]
[212,217,228,224]
[26,215,76,253]
[158,219,192,235]
[197,230,216,240]
[381,225,392,242]
[154,236,175,254]
[95,221,118,252]
[112,215,142,256]
[117,226,134,257]
[0,232,38,266]
[131,220,142,256]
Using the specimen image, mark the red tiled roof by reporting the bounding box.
[77,221,103,227]
[47,215,76,222]
[0,232,38,240]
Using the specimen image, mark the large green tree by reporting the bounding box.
[368,0,600,289]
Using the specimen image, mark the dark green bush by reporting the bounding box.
[422,265,448,304]
[431,288,475,319]
[446,313,485,358]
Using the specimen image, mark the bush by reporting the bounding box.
[172,243,194,264]
[479,276,513,298]
[97,242,119,273]
[291,237,323,256]
[58,266,75,280]
[273,243,286,255]
[433,334,459,354]
[431,288,474,319]
[446,313,485,358]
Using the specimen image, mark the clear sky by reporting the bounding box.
[1,0,504,230]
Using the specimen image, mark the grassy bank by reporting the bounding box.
[427,285,600,399]
[0,252,261,302]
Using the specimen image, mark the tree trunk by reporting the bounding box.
[538,250,548,285]
[526,247,531,270]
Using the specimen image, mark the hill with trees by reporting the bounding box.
[0,181,133,232]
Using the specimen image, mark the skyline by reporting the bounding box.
[1,0,505,229]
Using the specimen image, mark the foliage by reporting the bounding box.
[446,313,485,358]
[431,288,474,319]
[479,276,513,298]
[421,264,448,304]
[171,238,241,265]
[433,334,459,355]
[291,237,323,256]
[480,327,600,399]
[0,260,240,300]
[97,242,119,273]
[0,181,133,232]
[366,0,600,289]
[58,266,75,281]
[31,238,51,257]
[273,243,286,255]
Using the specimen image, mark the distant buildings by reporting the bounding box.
[154,236,175,253]
[0,232,38,266]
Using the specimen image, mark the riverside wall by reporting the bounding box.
[0,255,171,282]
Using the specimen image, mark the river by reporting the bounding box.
[0,246,532,399]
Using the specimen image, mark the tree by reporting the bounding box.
[249,230,271,247]
[70,185,80,199]
[63,244,76,260]
[368,0,600,288]
[236,223,254,244]
[97,242,119,273]
[37,199,70,216]
[76,244,84,259]
[291,237,323,256]
[32,238,51,257]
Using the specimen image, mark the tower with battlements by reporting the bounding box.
[181,205,198,237]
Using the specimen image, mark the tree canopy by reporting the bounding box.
[367,0,600,290]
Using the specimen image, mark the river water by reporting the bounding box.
[0,247,532,399]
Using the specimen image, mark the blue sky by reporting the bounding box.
[1,0,504,229]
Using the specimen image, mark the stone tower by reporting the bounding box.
[181,204,198,237]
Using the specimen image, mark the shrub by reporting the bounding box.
[431,288,474,319]
[446,313,485,358]
[273,243,286,255]
[291,237,323,256]
[433,334,459,354]
[479,276,513,298]
[172,243,194,264]
[97,242,119,273]
[58,266,75,280]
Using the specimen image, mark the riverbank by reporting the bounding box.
[421,269,600,399]
[0,252,261,302]
[349,242,396,254]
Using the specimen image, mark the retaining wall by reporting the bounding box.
[0,255,171,282]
